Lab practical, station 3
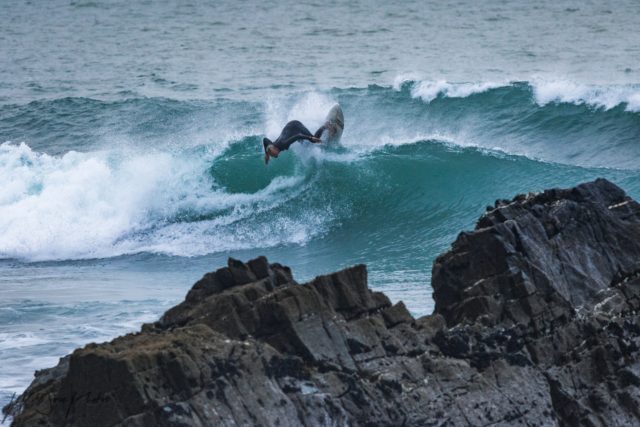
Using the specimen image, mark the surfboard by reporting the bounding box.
[320,104,344,143]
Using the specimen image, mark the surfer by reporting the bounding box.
[263,120,325,164]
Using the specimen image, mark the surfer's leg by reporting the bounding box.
[295,121,322,143]
[294,122,314,138]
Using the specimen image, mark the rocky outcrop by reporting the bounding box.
[5,178,640,426]
[433,178,640,329]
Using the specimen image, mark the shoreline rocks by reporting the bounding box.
[5,178,640,426]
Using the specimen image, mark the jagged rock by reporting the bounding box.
[433,178,640,329]
[5,179,640,426]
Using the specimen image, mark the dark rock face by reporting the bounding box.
[6,179,640,426]
[433,178,640,329]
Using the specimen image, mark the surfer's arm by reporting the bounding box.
[313,125,326,139]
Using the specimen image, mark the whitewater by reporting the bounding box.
[2,0,640,420]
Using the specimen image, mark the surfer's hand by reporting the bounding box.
[264,153,270,165]
[310,137,322,143]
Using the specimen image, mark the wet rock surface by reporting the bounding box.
[5,179,640,426]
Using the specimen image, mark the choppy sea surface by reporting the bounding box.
[2,0,640,417]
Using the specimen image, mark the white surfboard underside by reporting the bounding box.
[321,104,344,143]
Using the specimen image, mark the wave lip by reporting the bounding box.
[531,79,640,112]
[393,76,507,102]
[393,75,640,111]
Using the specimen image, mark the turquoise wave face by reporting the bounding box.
[210,134,639,268]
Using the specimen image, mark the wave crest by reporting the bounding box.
[393,76,506,102]
[531,79,640,112]
[393,75,640,111]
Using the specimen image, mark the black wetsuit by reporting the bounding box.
[264,120,325,153]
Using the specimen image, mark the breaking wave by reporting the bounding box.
[1,80,639,261]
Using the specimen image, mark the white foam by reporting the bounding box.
[392,75,640,112]
[531,79,640,112]
[0,143,193,260]
[0,332,48,350]
[264,91,337,139]
[392,77,506,103]
[412,80,507,102]
[0,141,329,261]
[118,173,331,257]
[391,73,423,91]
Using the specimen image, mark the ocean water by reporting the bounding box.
[2,0,640,418]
